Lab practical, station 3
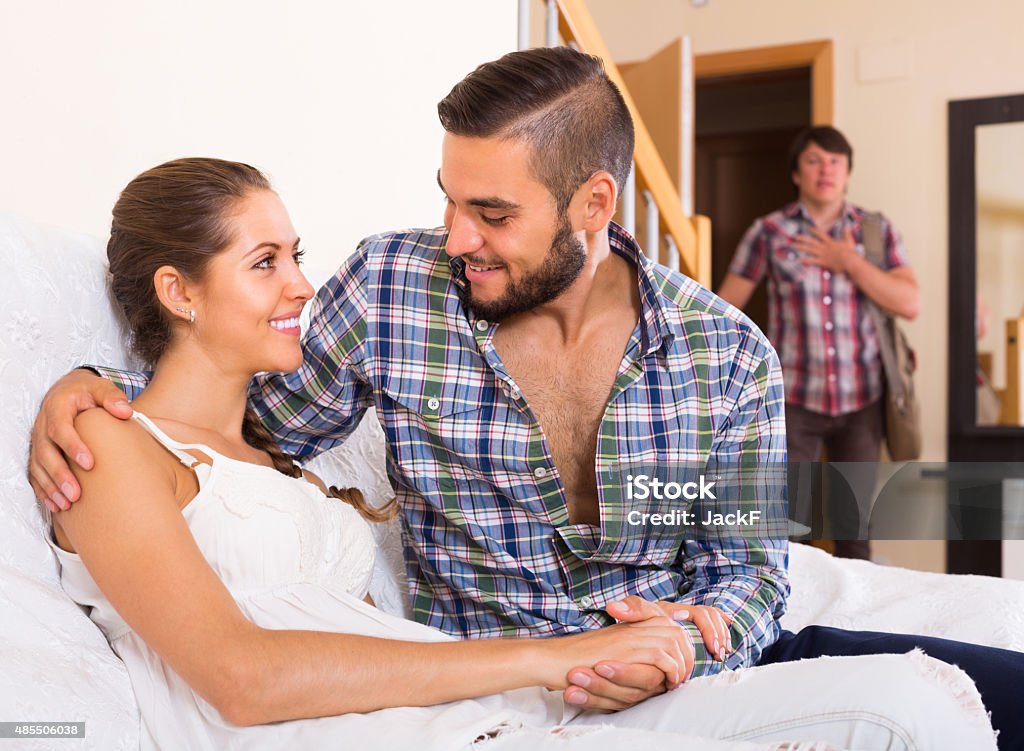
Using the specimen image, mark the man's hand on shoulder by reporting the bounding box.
[29,369,133,512]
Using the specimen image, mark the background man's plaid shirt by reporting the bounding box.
[105,223,789,678]
[729,202,909,416]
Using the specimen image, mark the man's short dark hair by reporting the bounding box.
[437,46,635,212]
[787,126,854,175]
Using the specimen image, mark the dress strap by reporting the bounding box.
[130,412,210,470]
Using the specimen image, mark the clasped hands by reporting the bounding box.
[563,597,731,712]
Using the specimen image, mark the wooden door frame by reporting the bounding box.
[695,40,834,125]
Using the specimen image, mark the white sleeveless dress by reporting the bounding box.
[48,413,565,751]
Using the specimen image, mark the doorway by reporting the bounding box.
[692,39,832,323]
[695,67,811,332]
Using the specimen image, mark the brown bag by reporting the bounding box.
[860,212,922,460]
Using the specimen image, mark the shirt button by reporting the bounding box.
[823,295,833,306]
[503,386,510,398]
[579,595,594,609]
[427,397,440,411]
[827,347,836,357]
[533,466,549,479]
[823,271,832,280]
[825,321,834,331]
[475,320,489,332]
[510,387,520,400]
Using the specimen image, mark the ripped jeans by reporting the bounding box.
[478,650,997,751]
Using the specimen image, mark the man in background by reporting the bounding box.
[717,126,919,559]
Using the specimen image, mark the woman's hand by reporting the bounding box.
[538,616,694,712]
[554,597,733,712]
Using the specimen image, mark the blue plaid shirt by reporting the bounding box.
[103,222,789,677]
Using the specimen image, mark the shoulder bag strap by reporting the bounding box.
[859,211,905,403]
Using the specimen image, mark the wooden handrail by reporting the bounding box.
[553,0,709,287]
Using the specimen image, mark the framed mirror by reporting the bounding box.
[947,93,1024,576]
[949,94,1024,448]
[975,120,1024,426]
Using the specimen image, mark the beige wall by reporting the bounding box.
[581,0,1024,573]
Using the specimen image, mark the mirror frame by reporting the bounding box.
[948,93,1024,445]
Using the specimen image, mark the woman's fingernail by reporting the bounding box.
[44,499,58,514]
[61,482,75,498]
[595,664,615,679]
[713,639,720,655]
[672,609,690,621]
[571,672,591,688]
[75,453,90,468]
[566,689,587,705]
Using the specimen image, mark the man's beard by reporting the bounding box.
[459,213,587,322]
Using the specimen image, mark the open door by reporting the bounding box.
[619,37,692,207]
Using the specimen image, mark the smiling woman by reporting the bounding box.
[168,189,313,376]
[105,159,279,367]
[97,160,350,491]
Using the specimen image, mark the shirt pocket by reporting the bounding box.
[378,367,500,483]
[380,369,492,419]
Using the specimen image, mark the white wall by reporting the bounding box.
[0,1,516,271]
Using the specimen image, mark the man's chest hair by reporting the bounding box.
[498,333,621,458]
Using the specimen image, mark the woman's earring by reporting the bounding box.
[175,307,196,324]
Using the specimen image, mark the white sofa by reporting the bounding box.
[2,211,1022,749]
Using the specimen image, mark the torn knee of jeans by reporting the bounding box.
[472,720,522,745]
[701,665,749,686]
[904,648,993,725]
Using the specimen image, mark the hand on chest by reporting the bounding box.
[769,221,861,284]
